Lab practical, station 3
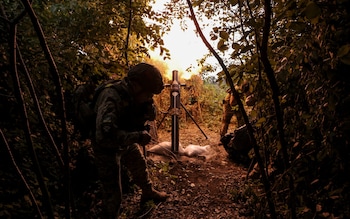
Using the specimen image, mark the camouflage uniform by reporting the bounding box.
[220,90,244,137]
[220,124,252,165]
[93,64,167,218]
[73,83,96,140]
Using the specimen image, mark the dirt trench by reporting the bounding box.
[119,124,256,219]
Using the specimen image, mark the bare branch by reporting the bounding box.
[185,2,276,217]
[259,0,295,217]
[17,46,64,168]
[20,0,71,217]
[125,0,132,68]
[0,129,44,219]
[9,22,55,219]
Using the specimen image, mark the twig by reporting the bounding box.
[0,129,43,218]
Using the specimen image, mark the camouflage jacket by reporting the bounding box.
[73,83,96,115]
[94,79,156,151]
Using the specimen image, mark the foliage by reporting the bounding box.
[1,0,350,218]
[184,0,350,217]
[0,0,167,217]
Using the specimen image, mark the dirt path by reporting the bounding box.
[120,124,254,219]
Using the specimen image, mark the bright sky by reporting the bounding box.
[148,1,213,80]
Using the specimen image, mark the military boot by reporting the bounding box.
[140,187,169,206]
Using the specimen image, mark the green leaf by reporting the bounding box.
[252,0,260,7]
[210,33,218,41]
[338,44,350,65]
[340,54,350,65]
[231,42,240,51]
[217,39,229,52]
[192,0,205,6]
[250,110,257,118]
[229,0,239,6]
[304,2,321,20]
[255,117,266,127]
[337,44,350,57]
[240,45,254,53]
[288,21,306,31]
[219,31,229,40]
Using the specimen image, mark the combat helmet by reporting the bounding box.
[127,63,164,94]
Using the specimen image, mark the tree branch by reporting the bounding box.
[259,0,295,218]
[125,0,132,68]
[185,1,276,217]
[9,22,55,219]
[0,129,43,218]
[17,45,64,169]
[20,0,71,217]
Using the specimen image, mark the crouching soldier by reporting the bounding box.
[220,88,245,138]
[93,63,169,218]
[220,81,256,138]
[220,124,252,165]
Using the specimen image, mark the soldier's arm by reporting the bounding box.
[143,100,157,121]
[95,88,150,149]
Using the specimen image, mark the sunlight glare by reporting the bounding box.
[149,0,210,81]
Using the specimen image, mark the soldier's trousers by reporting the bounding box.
[220,105,245,137]
[94,143,152,219]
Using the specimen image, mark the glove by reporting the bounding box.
[138,130,152,146]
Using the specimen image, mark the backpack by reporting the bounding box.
[220,125,252,165]
[73,79,122,140]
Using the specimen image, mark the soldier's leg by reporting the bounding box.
[220,110,234,137]
[123,144,168,205]
[220,122,229,137]
[94,152,122,219]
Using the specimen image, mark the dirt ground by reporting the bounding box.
[119,123,256,219]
